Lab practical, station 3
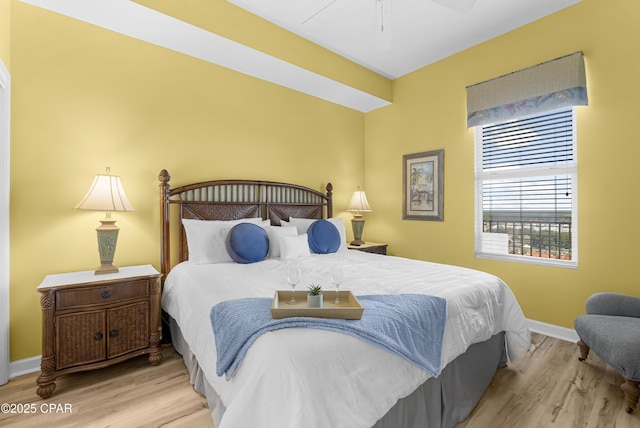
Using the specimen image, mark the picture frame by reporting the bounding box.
[403,149,444,221]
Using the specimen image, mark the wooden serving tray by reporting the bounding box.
[271,290,364,320]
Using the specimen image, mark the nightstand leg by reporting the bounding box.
[148,277,162,366]
[36,380,56,399]
[37,291,57,398]
[148,350,162,366]
[148,330,162,366]
[36,355,57,398]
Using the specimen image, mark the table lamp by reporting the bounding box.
[75,167,134,275]
[346,187,372,246]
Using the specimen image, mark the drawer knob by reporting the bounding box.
[101,290,111,299]
[93,332,103,341]
[109,329,119,338]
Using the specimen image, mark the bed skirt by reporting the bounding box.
[169,317,506,428]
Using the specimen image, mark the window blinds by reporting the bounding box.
[467,52,587,128]
[481,109,573,171]
[476,108,576,265]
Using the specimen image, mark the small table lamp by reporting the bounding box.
[75,168,134,275]
[346,187,372,246]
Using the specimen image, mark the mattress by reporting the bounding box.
[162,250,530,428]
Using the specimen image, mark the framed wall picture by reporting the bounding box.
[403,149,444,221]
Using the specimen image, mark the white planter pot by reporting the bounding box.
[307,294,323,308]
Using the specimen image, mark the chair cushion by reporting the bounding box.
[575,314,640,381]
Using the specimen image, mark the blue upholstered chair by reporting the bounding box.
[574,292,640,414]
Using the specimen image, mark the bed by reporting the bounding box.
[157,170,531,428]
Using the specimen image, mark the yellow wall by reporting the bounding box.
[9,1,365,360]
[0,0,9,69]
[8,0,640,362]
[364,0,640,327]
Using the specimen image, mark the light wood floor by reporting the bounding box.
[0,333,638,428]
[457,333,639,428]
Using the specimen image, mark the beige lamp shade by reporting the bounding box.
[75,170,134,275]
[75,174,134,212]
[346,190,372,214]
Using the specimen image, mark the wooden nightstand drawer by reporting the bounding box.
[56,279,149,310]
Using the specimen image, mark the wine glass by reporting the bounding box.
[287,266,302,304]
[330,266,344,304]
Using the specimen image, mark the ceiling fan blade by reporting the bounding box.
[302,0,352,28]
[429,0,478,13]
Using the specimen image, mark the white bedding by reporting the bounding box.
[162,250,531,428]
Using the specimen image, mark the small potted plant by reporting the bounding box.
[307,284,323,308]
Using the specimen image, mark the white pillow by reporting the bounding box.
[286,217,314,235]
[288,217,348,252]
[182,218,264,264]
[326,218,348,252]
[259,219,271,228]
[265,226,298,258]
[279,233,311,260]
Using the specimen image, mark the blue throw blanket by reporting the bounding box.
[210,294,447,379]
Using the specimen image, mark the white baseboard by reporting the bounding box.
[6,320,577,380]
[526,318,579,343]
[9,355,41,380]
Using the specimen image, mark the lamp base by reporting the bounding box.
[350,216,366,247]
[95,219,120,275]
[95,264,119,275]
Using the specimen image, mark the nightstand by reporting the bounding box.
[36,265,162,398]
[347,242,388,255]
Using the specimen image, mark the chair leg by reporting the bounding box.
[577,339,590,361]
[621,378,639,414]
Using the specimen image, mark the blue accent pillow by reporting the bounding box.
[307,219,341,254]
[226,223,269,264]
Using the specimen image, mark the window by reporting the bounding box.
[474,107,577,268]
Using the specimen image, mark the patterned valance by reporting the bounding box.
[466,52,588,127]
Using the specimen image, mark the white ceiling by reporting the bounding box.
[20,0,580,112]
[228,0,580,79]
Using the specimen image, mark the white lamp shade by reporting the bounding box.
[346,190,372,213]
[75,174,134,212]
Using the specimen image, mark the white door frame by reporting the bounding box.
[0,59,11,385]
